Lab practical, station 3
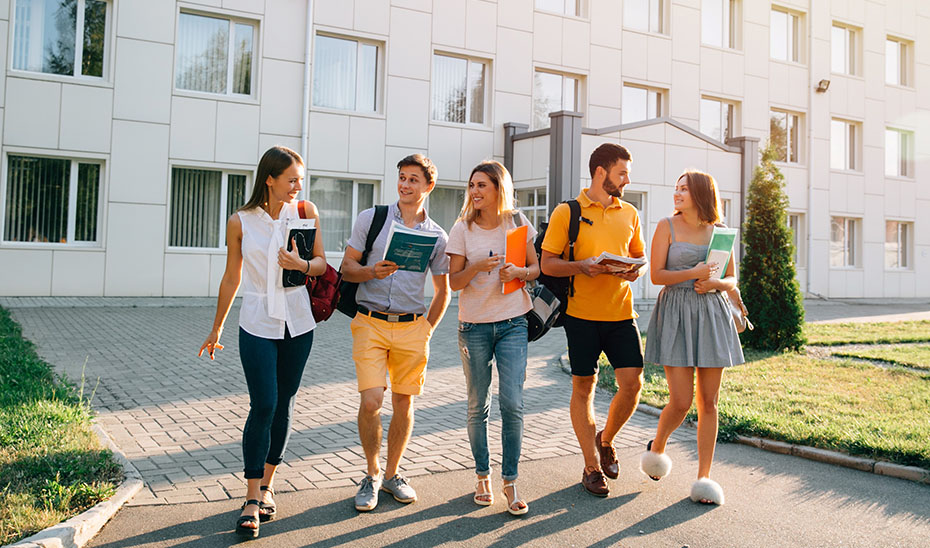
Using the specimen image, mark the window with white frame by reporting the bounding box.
[770,8,800,63]
[175,12,255,96]
[312,34,379,113]
[624,0,663,33]
[427,186,465,233]
[885,129,913,178]
[885,221,911,270]
[831,23,858,75]
[12,0,109,78]
[622,85,663,124]
[168,168,247,248]
[533,71,579,129]
[516,188,548,230]
[4,155,102,245]
[830,119,859,171]
[787,212,805,267]
[431,54,487,125]
[307,176,376,253]
[719,198,731,227]
[535,0,581,17]
[769,109,800,163]
[700,97,735,143]
[830,216,858,268]
[885,37,911,86]
[702,0,738,49]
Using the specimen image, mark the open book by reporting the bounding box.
[594,251,647,274]
[282,218,316,287]
[382,221,439,273]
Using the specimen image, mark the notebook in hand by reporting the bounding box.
[282,218,316,287]
[382,222,440,273]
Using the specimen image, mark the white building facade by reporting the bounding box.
[0,0,927,298]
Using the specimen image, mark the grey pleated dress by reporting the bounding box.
[644,218,745,368]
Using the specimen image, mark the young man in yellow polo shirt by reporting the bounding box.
[540,143,647,497]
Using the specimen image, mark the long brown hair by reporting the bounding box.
[674,170,722,224]
[458,161,516,228]
[240,146,304,212]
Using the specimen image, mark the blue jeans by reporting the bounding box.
[239,327,313,479]
[458,315,528,480]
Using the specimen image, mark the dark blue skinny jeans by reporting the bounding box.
[239,326,313,479]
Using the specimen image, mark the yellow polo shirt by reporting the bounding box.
[541,190,645,322]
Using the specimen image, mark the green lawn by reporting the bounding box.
[833,344,930,371]
[597,345,930,470]
[805,320,930,346]
[0,307,122,545]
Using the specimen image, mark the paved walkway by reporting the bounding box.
[3,298,687,507]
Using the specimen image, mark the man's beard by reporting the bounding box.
[604,180,623,198]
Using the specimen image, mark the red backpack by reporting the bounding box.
[298,201,341,322]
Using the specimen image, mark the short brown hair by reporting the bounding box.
[588,143,632,177]
[397,154,437,186]
[675,170,722,225]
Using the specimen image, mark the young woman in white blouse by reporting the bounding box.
[199,146,326,538]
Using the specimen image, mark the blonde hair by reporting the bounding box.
[674,170,722,224]
[458,161,517,228]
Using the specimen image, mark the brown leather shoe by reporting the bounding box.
[596,430,619,479]
[582,467,609,497]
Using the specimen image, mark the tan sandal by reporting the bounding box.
[474,477,494,506]
[502,481,528,515]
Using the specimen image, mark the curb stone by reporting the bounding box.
[556,353,930,486]
[6,425,144,548]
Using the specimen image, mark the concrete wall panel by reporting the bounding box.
[104,204,165,296]
[170,97,217,162]
[163,253,211,296]
[3,78,59,148]
[109,121,170,205]
[348,116,387,175]
[308,112,350,172]
[216,102,260,165]
[60,85,113,153]
[51,251,105,296]
[113,39,173,124]
[0,250,52,295]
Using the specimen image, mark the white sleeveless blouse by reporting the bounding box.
[237,201,316,339]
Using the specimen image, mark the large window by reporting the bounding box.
[536,0,580,17]
[885,129,913,178]
[516,188,548,230]
[312,35,378,113]
[176,12,255,96]
[830,216,858,268]
[624,0,663,33]
[533,71,579,129]
[885,221,911,270]
[700,97,735,143]
[831,24,858,75]
[787,212,805,267]
[622,85,662,124]
[12,0,109,78]
[431,54,487,125]
[702,0,737,49]
[886,37,911,86]
[769,109,800,163]
[307,177,376,253]
[770,8,800,63]
[4,155,102,245]
[831,119,859,171]
[427,186,465,233]
[169,168,247,248]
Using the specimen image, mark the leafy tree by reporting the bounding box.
[739,143,806,351]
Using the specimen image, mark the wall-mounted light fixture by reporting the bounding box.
[815,79,831,93]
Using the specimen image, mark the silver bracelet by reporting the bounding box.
[304,259,311,274]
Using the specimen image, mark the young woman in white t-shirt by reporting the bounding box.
[199,146,326,538]
[446,161,540,516]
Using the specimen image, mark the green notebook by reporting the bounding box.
[382,221,439,273]
[705,227,738,280]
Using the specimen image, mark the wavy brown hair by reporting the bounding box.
[240,146,304,212]
[458,161,516,228]
[674,170,722,225]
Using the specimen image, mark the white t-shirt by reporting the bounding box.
[446,212,537,324]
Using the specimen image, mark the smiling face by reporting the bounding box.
[468,171,499,213]
[266,160,303,203]
[673,175,693,212]
[397,165,433,207]
[601,159,631,198]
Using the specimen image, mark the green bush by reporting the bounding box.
[738,143,806,351]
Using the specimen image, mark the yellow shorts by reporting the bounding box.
[350,313,433,395]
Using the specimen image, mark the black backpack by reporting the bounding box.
[533,199,582,328]
[337,205,389,317]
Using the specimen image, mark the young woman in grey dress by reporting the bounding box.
[640,170,744,505]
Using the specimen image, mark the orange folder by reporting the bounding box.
[502,225,529,295]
